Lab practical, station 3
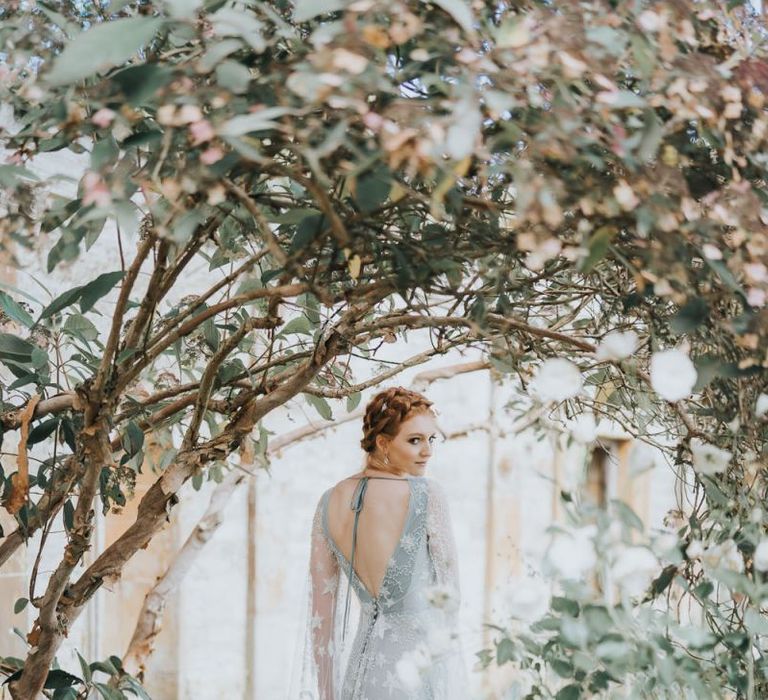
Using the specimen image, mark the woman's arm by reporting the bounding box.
[426,478,461,600]
[309,495,339,700]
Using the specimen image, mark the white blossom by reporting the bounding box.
[756,393,768,418]
[702,539,743,574]
[395,643,431,690]
[425,584,459,614]
[686,540,704,560]
[652,533,680,561]
[529,358,583,402]
[559,51,587,78]
[613,180,640,211]
[754,540,768,572]
[426,625,453,657]
[649,349,697,402]
[506,578,548,622]
[567,412,597,444]
[690,438,731,476]
[595,330,638,361]
[611,546,659,596]
[546,525,597,579]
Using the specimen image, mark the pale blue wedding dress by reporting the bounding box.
[290,475,470,699]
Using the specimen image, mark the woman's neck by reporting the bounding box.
[362,460,405,478]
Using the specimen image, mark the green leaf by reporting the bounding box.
[44,669,83,689]
[432,0,475,35]
[611,500,644,531]
[0,333,36,363]
[601,90,646,109]
[63,500,75,531]
[637,109,664,161]
[215,60,252,94]
[555,684,582,700]
[293,0,345,22]
[164,0,203,19]
[47,17,164,86]
[111,64,173,107]
[279,315,313,336]
[579,226,616,273]
[670,298,709,334]
[27,418,59,446]
[354,166,391,213]
[14,597,28,614]
[79,271,125,313]
[0,164,40,188]
[90,659,119,675]
[91,137,120,170]
[39,286,85,320]
[218,107,293,136]
[94,683,125,700]
[552,596,580,617]
[346,392,362,412]
[76,651,93,684]
[304,393,333,421]
[210,6,266,52]
[202,318,220,351]
[122,421,145,458]
[52,687,79,700]
[64,314,99,342]
[551,658,575,678]
[496,636,515,664]
[0,292,34,328]
[648,564,678,598]
[704,257,746,298]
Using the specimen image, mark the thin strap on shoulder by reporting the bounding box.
[342,476,368,641]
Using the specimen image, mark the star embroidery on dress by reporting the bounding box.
[374,616,392,639]
[310,613,323,631]
[383,671,399,695]
[321,575,338,595]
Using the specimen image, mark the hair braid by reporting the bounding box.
[360,386,435,453]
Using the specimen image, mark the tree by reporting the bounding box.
[0,0,766,697]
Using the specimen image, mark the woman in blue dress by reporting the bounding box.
[291,386,470,699]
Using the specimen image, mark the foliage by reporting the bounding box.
[0,0,766,696]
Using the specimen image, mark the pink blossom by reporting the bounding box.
[189,119,215,145]
[200,146,224,165]
[747,287,766,308]
[91,108,116,128]
[81,171,112,208]
[363,111,384,131]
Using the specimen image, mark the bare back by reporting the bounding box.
[326,476,411,599]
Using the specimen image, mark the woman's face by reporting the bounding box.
[377,411,439,477]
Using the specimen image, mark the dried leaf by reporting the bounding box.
[4,394,40,515]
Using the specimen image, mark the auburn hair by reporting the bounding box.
[360,386,435,453]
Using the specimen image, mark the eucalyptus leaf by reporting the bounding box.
[47,17,164,86]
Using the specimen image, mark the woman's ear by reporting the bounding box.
[375,433,390,454]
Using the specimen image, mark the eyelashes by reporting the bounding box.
[408,436,437,445]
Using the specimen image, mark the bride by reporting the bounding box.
[290,386,470,699]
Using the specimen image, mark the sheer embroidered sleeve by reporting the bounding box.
[309,494,339,699]
[426,478,461,601]
[290,491,344,700]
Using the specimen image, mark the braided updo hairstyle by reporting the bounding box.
[360,386,436,455]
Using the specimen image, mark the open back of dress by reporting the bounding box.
[326,476,411,600]
[289,475,471,700]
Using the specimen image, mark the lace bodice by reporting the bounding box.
[289,475,470,699]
